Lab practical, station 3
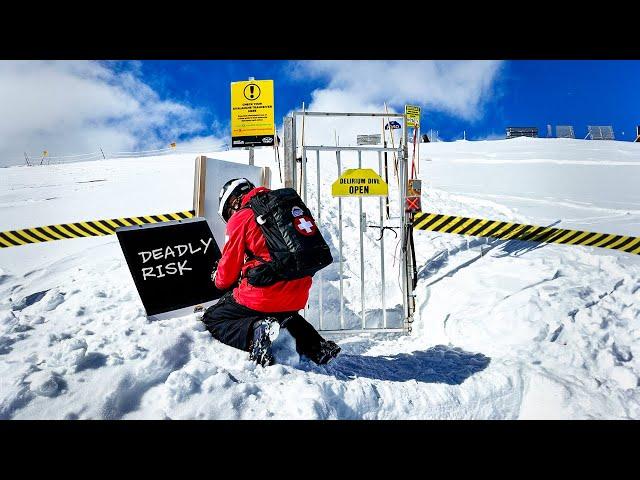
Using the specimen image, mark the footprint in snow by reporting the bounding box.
[43,292,66,311]
[12,290,49,311]
[612,343,633,363]
[0,336,15,355]
[27,370,67,398]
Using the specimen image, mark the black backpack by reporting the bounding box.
[243,188,333,287]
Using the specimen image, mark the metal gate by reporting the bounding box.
[283,111,415,335]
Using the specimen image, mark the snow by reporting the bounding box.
[423,138,640,236]
[1,137,639,419]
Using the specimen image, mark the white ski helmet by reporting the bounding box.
[218,178,255,222]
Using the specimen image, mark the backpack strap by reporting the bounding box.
[245,248,269,265]
[240,200,270,268]
[243,248,283,286]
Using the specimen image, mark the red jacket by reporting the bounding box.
[214,187,312,313]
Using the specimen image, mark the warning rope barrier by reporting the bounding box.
[413,211,640,256]
[0,210,196,248]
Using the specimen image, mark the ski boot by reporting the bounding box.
[311,339,341,365]
[248,318,280,367]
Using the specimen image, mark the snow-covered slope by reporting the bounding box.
[1,138,639,419]
[423,138,640,236]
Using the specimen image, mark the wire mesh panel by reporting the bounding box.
[588,125,615,140]
[556,125,575,139]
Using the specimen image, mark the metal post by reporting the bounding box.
[316,149,323,330]
[378,151,387,329]
[294,111,406,117]
[417,125,420,175]
[337,150,344,330]
[292,115,298,190]
[283,116,295,188]
[193,155,207,217]
[358,150,365,329]
[301,144,308,321]
[302,147,307,203]
[401,118,410,327]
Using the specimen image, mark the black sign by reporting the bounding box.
[116,218,222,317]
[232,135,274,148]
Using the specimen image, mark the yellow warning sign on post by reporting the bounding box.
[231,79,275,148]
[332,169,389,197]
[405,105,421,128]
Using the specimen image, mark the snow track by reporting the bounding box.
[1,138,639,419]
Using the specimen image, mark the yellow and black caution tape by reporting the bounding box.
[0,210,196,249]
[413,211,640,256]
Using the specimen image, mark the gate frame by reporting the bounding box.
[284,111,415,335]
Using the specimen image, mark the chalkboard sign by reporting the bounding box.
[116,218,223,319]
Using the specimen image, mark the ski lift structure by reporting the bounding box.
[586,125,615,140]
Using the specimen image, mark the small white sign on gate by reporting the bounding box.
[357,134,382,146]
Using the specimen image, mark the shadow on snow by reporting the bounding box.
[304,344,491,385]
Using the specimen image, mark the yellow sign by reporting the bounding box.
[231,79,275,148]
[405,104,421,128]
[332,169,389,197]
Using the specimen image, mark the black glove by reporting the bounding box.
[211,285,231,300]
[210,260,231,300]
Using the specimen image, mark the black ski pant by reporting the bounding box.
[201,291,326,358]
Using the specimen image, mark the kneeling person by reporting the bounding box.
[202,178,340,367]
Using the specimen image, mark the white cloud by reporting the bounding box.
[0,61,222,166]
[293,60,503,120]
[0,60,504,166]
[285,60,503,148]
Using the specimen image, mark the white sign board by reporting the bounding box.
[357,134,382,146]
[193,157,264,249]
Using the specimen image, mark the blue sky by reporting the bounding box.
[1,60,638,166]
[137,60,640,142]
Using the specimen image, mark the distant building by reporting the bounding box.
[635,126,640,143]
[506,127,538,139]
